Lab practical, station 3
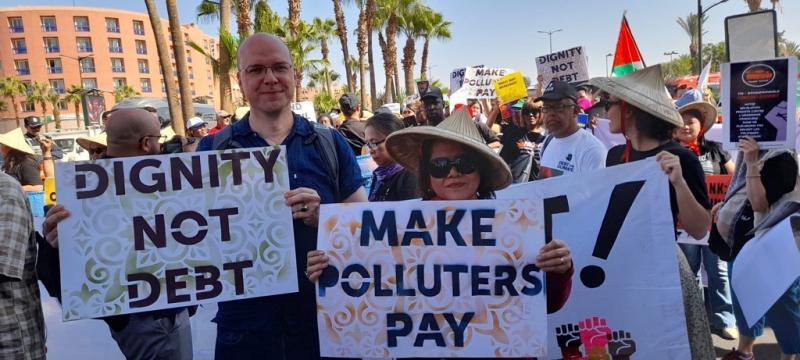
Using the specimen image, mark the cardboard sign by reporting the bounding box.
[498,159,691,359]
[55,146,298,320]
[316,200,548,358]
[536,46,590,85]
[494,71,529,104]
[291,101,317,122]
[450,65,484,95]
[44,177,56,205]
[721,57,798,150]
[461,67,513,99]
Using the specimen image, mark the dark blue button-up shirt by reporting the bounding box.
[197,113,363,330]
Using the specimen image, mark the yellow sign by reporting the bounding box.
[494,71,528,104]
[44,177,56,205]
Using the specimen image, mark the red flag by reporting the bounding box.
[612,14,645,77]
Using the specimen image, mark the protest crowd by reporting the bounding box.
[1,8,799,360]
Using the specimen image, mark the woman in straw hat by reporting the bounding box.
[0,128,50,192]
[306,108,574,315]
[76,133,107,160]
[589,65,715,358]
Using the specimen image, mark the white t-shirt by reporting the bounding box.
[538,129,607,178]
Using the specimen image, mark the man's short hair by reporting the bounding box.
[338,93,359,116]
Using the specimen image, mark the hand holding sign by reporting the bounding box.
[738,136,761,166]
[655,151,684,185]
[285,187,321,227]
[43,204,70,248]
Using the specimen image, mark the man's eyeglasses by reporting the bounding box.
[541,104,575,113]
[428,156,479,178]
[366,139,386,150]
[242,63,293,77]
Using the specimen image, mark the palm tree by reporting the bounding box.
[781,40,800,57]
[145,0,184,135]
[677,12,708,59]
[0,76,27,127]
[254,0,281,33]
[166,0,194,125]
[114,84,140,102]
[375,0,417,102]
[219,0,235,113]
[398,4,425,96]
[312,17,337,93]
[64,85,83,129]
[332,0,354,92]
[366,0,378,107]
[355,0,371,110]
[235,0,252,39]
[286,20,318,101]
[744,0,779,11]
[27,82,51,132]
[46,91,62,130]
[288,0,301,38]
[418,9,450,80]
[0,100,6,113]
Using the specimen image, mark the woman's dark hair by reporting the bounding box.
[632,107,675,141]
[1,148,36,177]
[366,113,405,137]
[418,139,494,200]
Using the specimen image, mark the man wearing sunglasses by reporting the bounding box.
[536,81,606,179]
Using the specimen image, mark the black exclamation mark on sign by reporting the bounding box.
[580,180,645,288]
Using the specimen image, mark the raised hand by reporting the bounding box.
[607,330,637,360]
[578,317,612,360]
[555,323,583,360]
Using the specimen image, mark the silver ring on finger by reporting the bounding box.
[301,204,309,212]
[560,257,564,264]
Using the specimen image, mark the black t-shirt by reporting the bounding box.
[499,123,545,164]
[338,119,367,155]
[607,141,711,230]
[6,157,42,186]
[475,121,499,145]
[697,140,732,175]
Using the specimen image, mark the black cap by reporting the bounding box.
[534,81,577,103]
[24,116,43,128]
[421,87,443,102]
[338,93,359,113]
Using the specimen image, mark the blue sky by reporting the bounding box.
[8,0,800,91]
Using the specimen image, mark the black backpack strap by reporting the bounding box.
[212,124,236,150]
[308,122,341,201]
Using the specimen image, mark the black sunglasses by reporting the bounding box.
[599,98,622,112]
[428,156,479,178]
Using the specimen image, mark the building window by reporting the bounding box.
[205,57,210,65]
[133,20,145,36]
[43,37,60,53]
[135,40,147,55]
[81,78,97,89]
[106,18,120,33]
[41,16,57,32]
[113,78,126,89]
[12,38,27,54]
[111,58,125,73]
[74,16,90,32]
[22,81,32,95]
[14,60,30,76]
[79,58,95,73]
[58,100,68,110]
[207,70,211,80]
[8,17,24,33]
[76,37,93,53]
[46,58,63,74]
[137,59,149,74]
[140,78,152,93]
[49,79,66,94]
[23,102,35,112]
[108,38,123,53]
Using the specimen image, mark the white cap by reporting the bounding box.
[186,117,207,130]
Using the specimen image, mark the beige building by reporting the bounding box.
[0,6,241,131]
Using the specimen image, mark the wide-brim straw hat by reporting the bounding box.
[0,128,35,155]
[588,64,683,128]
[678,101,717,133]
[385,107,512,192]
[76,133,107,151]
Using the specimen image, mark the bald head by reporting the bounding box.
[237,33,291,72]
[105,108,161,157]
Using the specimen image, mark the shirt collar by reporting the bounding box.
[231,111,313,142]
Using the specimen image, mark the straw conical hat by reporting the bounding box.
[0,128,35,155]
[385,107,512,191]
[589,65,683,128]
[76,133,107,151]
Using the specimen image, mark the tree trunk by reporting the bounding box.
[288,0,301,39]
[74,101,81,129]
[166,0,194,129]
[420,37,430,80]
[402,36,415,96]
[41,102,49,132]
[219,0,234,113]
[333,0,354,92]
[145,0,184,135]
[12,99,20,128]
[235,0,252,40]
[356,0,369,110]
[321,40,333,94]
[386,15,399,100]
[378,32,393,103]
[53,105,61,130]
[366,0,377,107]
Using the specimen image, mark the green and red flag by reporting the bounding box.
[611,14,645,77]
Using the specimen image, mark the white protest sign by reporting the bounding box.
[536,46,590,85]
[497,159,691,359]
[449,65,484,95]
[316,200,548,358]
[291,101,317,121]
[731,215,800,327]
[461,67,513,99]
[56,146,298,320]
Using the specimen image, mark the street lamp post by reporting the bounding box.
[61,54,93,128]
[664,51,679,62]
[538,29,563,53]
[605,53,614,77]
[697,0,729,74]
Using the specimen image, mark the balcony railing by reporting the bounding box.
[80,66,96,73]
[107,26,120,33]
[142,87,152,93]
[10,26,24,33]
[109,46,123,53]
[47,67,63,74]
[16,68,30,76]
[136,48,147,55]
[44,46,59,53]
[139,67,150,74]
[41,24,57,32]
[75,25,90,32]
[134,28,145,35]
[111,66,125,73]
[53,87,66,94]
[13,47,27,54]
[77,46,93,53]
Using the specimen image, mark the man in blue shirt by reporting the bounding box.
[197,33,367,359]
